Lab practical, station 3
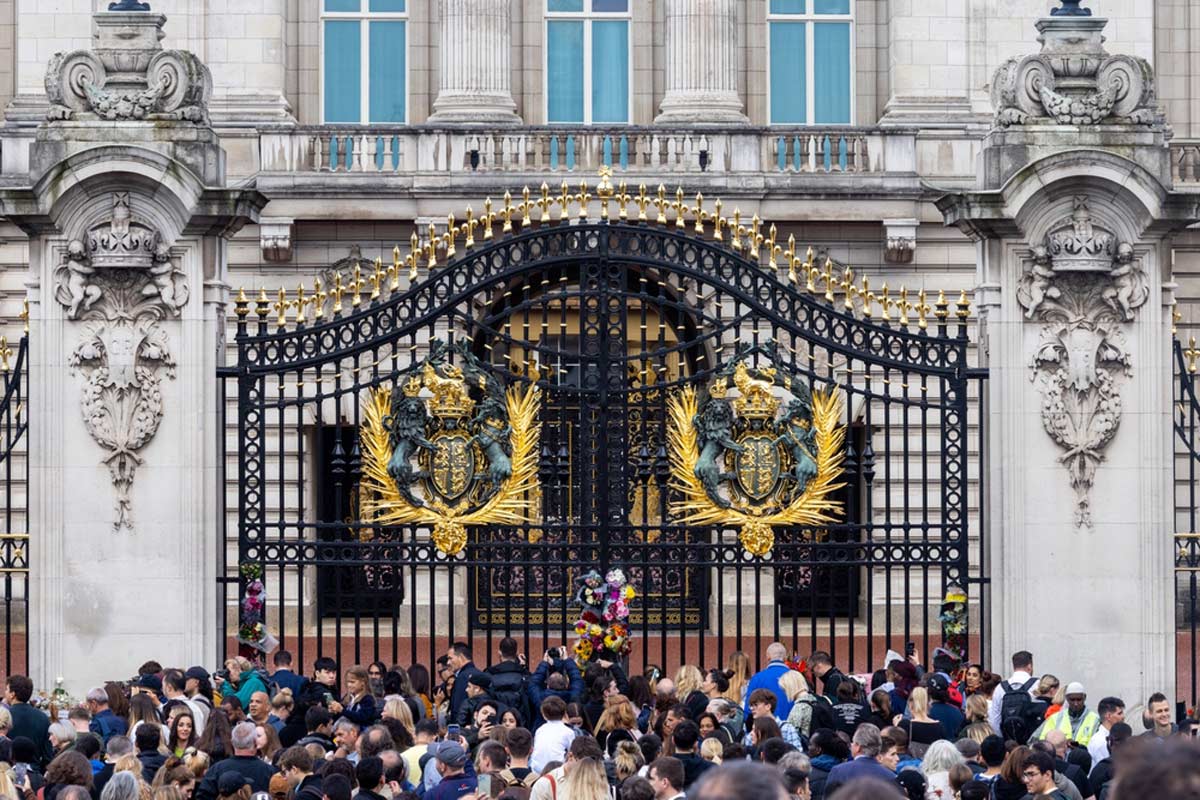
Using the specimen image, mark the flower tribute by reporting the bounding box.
[237,563,277,656]
[572,568,636,664]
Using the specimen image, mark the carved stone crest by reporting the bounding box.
[1017,196,1147,527]
[55,193,189,531]
[991,15,1161,128]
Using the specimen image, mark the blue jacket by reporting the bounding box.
[823,756,899,796]
[529,659,584,726]
[269,669,307,696]
[448,663,482,724]
[744,660,794,719]
[88,708,128,746]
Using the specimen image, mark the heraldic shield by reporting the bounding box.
[666,343,847,557]
[359,340,542,556]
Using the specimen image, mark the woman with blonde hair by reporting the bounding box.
[893,687,946,751]
[699,738,723,765]
[151,787,184,800]
[723,652,751,705]
[674,666,706,720]
[128,695,169,751]
[150,757,196,797]
[180,751,209,782]
[561,756,612,800]
[381,698,415,738]
[254,725,281,763]
[267,689,293,734]
[780,670,818,739]
[611,740,645,783]
[335,666,377,726]
[593,695,638,758]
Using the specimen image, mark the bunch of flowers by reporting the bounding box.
[237,563,276,654]
[31,678,78,720]
[939,584,968,664]
[572,568,636,664]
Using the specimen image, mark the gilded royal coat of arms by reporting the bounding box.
[666,345,847,556]
[359,340,542,555]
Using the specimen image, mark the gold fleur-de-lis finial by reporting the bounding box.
[822,258,835,303]
[898,287,912,328]
[538,182,553,222]
[917,289,931,330]
[368,257,384,301]
[879,283,893,323]
[0,337,12,373]
[616,180,631,221]
[20,299,29,334]
[1187,336,1200,374]
[501,190,515,234]
[654,185,669,225]
[389,246,401,292]
[841,267,855,312]
[596,166,614,220]
[861,276,873,319]
[767,224,780,269]
[426,223,439,268]
[295,284,308,325]
[712,198,726,241]
[673,187,687,230]
[313,277,327,320]
[558,181,572,221]
[350,264,363,307]
[519,186,532,228]
[692,193,706,236]
[635,184,650,222]
[576,179,592,219]
[444,213,457,260]
[482,197,496,240]
[408,231,421,280]
[1173,306,1182,335]
[331,272,346,314]
[274,288,290,328]
[730,208,743,251]
[464,207,477,249]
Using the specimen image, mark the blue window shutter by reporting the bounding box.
[770,0,806,12]
[813,22,850,124]
[547,20,584,123]
[324,20,362,123]
[769,22,806,124]
[591,20,629,123]
[814,0,850,12]
[369,20,406,122]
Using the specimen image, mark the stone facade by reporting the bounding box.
[0,0,1194,704]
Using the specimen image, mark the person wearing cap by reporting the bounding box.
[215,771,250,800]
[455,671,495,728]
[425,740,477,800]
[1035,683,1101,746]
[194,722,278,800]
[926,674,966,738]
[163,669,207,737]
[184,667,216,729]
[85,686,128,747]
[132,674,164,705]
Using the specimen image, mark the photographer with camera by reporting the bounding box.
[529,648,584,731]
[213,658,269,716]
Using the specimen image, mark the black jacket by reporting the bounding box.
[675,752,714,789]
[295,774,323,800]
[449,663,483,725]
[194,755,278,800]
[10,703,51,767]
[486,660,531,724]
[138,751,167,785]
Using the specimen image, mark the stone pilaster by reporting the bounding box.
[939,12,1188,706]
[654,0,747,126]
[428,0,521,125]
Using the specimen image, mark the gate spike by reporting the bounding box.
[674,187,686,229]
[313,278,326,320]
[786,235,798,284]
[409,231,421,280]
[520,186,532,228]
[577,180,592,219]
[822,258,835,303]
[654,185,668,225]
[444,213,457,259]
[501,190,515,234]
[274,287,289,328]
[1187,337,1200,374]
[558,181,572,221]
[730,208,742,251]
[879,283,892,323]
[749,215,762,260]
[636,184,650,222]
[841,268,855,312]
[537,182,552,223]
[934,289,950,321]
[955,289,972,320]
[464,207,477,249]
[330,272,345,315]
[426,223,439,268]
[712,198,725,241]
[767,224,779,269]
[596,167,613,221]
[693,193,706,235]
[256,288,270,321]
[898,287,911,328]
[861,276,873,319]
[350,265,363,307]
[917,289,931,330]
[368,257,384,301]
[20,299,28,334]
[482,198,495,240]
[295,284,307,324]
[234,287,250,319]
[1173,306,1182,335]
[617,181,631,221]
[0,337,10,373]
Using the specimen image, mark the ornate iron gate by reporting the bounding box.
[1174,337,1200,705]
[221,178,987,674]
[0,324,29,675]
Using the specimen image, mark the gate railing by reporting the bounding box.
[219,175,986,678]
[0,320,29,676]
[1175,337,1200,706]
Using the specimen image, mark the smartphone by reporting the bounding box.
[477,775,492,797]
[446,724,461,738]
[905,641,916,657]
[13,764,26,785]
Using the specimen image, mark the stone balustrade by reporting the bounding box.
[257,126,915,177]
[1173,140,1200,185]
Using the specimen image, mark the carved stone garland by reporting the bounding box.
[54,193,190,531]
[1016,196,1148,528]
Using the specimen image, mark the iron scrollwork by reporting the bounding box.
[666,345,847,557]
[359,340,542,555]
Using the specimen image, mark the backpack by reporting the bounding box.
[799,694,837,736]
[497,768,539,790]
[998,678,1038,741]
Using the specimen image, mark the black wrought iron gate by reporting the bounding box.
[1174,337,1200,706]
[221,183,987,675]
[0,326,28,675]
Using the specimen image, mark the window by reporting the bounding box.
[768,0,852,125]
[321,0,407,124]
[545,0,631,124]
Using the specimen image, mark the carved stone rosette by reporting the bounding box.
[55,194,190,531]
[1016,197,1148,527]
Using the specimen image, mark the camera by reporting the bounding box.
[214,669,231,682]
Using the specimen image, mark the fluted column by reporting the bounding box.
[429,0,522,125]
[655,0,748,125]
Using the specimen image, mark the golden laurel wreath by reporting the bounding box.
[666,385,847,557]
[359,382,542,555]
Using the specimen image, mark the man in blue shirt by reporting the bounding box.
[823,724,900,796]
[744,642,793,719]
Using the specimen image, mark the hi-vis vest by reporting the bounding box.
[1039,708,1101,745]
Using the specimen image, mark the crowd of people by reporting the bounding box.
[0,642,1195,800]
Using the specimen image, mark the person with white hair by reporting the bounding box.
[743,642,794,720]
[99,771,140,800]
[193,722,279,800]
[48,721,77,756]
[86,687,128,745]
[920,740,965,799]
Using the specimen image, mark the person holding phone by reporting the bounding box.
[529,649,584,726]
[423,741,476,800]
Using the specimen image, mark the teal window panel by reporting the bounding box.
[770,0,806,13]
[369,20,406,122]
[369,0,405,9]
[547,20,584,122]
[814,0,850,12]
[324,20,362,123]
[548,0,584,10]
[814,22,850,124]
[769,22,806,124]
[593,0,628,11]
[591,20,628,122]
[325,0,360,10]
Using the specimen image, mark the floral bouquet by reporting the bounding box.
[938,584,968,665]
[572,568,636,664]
[31,678,79,721]
[237,563,278,656]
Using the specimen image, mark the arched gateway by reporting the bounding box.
[222,174,986,673]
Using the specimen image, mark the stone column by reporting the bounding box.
[654,0,748,125]
[879,1,972,126]
[1,9,262,692]
[939,13,1191,705]
[428,0,521,125]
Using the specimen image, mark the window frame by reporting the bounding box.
[765,0,856,126]
[319,0,410,125]
[543,0,634,125]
